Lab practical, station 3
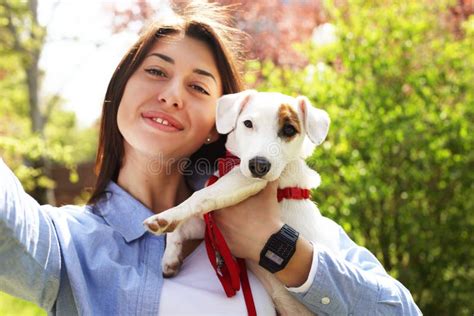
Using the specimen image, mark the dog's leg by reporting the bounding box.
[144,167,267,235]
[162,216,205,277]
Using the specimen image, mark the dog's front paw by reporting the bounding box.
[162,235,185,277]
[162,258,183,278]
[143,215,180,235]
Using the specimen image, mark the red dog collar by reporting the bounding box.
[277,187,311,202]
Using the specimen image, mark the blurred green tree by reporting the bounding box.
[251,0,474,314]
[0,0,98,204]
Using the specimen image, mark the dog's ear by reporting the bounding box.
[216,90,257,134]
[296,96,330,145]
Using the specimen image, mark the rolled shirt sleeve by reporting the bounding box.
[0,158,61,310]
[286,223,422,316]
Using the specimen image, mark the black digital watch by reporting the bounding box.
[258,224,299,273]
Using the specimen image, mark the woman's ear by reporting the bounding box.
[216,89,257,134]
[296,95,330,145]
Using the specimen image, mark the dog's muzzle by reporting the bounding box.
[248,156,271,178]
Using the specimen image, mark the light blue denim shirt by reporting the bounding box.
[0,158,421,315]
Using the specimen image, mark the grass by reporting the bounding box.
[0,292,46,316]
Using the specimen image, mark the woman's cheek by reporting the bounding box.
[116,104,129,137]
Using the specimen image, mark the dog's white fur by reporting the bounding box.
[144,90,340,316]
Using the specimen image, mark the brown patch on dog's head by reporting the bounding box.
[278,103,301,141]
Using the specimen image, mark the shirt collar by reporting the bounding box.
[96,182,155,242]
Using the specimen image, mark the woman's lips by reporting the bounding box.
[143,116,182,132]
[141,111,184,131]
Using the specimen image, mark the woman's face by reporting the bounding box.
[117,34,223,163]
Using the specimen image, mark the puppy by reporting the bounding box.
[144,90,340,315]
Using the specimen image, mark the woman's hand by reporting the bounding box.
[212,180,284,262]
[213,180,314,287]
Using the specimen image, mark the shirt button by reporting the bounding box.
[321,297,331,305]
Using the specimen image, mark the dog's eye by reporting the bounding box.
[282,124,297,137]
[243,120,253,128]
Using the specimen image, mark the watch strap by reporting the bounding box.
[258,224,299,273]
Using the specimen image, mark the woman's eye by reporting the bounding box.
[145,68,166,77]
[191,85,210,95]
[243,120,253,128]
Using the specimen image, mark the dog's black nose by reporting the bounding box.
[248,156,271,178]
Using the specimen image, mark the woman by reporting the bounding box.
[0,1,421,315]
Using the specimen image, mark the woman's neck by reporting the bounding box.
[117,149,192,214]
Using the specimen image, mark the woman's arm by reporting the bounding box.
[215,181,422,316]
[281,221,422,315]
[0,158,61,310]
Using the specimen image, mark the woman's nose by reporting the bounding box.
[158,96,182,108]
[157,84,183,109]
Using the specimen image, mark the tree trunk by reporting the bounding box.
[24,0,56,205]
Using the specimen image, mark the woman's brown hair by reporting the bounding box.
[88,1,246,205]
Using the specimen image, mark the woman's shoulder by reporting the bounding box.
[41,203,107,230]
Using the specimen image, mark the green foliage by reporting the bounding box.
[0,0,98,195]
[0,292,45,316]
[0,64,98,191]
[250,0,474,314]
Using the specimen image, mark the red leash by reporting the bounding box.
[204,151,310,316]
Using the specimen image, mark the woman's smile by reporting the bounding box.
[141,111,184,133]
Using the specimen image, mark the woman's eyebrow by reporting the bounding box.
[147,52,217,83]
[148,53,174,64]
[193,69,217,84]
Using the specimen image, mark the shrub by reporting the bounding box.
[250,1,474,314]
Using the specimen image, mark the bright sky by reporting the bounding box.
[37,0,169,127]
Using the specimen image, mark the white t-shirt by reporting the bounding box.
[159,241,277,316]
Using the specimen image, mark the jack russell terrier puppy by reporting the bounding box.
[144,90,340,316]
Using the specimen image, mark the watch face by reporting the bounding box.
[264,250,284,265]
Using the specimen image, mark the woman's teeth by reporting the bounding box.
[153,118,170,126]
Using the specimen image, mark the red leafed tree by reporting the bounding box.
[447,0,474,37]
[106,0,473,67]
[107,0,326,67]
[103,0,157,33]
[218,0,325,67]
